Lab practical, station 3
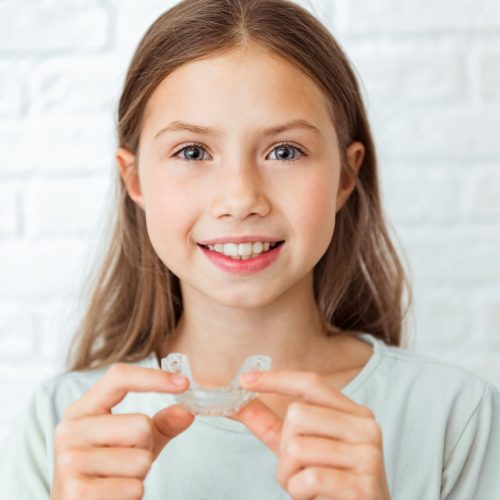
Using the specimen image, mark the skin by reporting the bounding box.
[51,364,195,500]
[236,370,392,499]
[51,44,391,499]
[116,43,369,385]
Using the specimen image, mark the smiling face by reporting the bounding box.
[116,44,364,309]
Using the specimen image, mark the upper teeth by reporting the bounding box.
[208,241,276,258]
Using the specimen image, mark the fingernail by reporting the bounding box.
[241,372,260,384]
[171,374,187,386]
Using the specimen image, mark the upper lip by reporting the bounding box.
[197,236,284,245]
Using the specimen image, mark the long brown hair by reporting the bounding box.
[67,0,414,371]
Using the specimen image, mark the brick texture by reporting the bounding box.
[1,0,499,448]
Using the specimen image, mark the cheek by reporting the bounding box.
[147,182,183,221]
[291,173,337,251]
[142,177,194,260]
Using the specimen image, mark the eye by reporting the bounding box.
[171,143,209,162]
[268,142,306,162]
[171,142,306,163]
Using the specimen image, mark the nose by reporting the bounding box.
[209,162,270,220]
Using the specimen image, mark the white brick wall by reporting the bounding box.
[1,0,499,449]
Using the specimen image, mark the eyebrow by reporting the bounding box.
[154,118,323,140]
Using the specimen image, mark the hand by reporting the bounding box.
[233,369,391,500]
[50,363,194,500]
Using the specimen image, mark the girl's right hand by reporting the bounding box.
[50,362,194,500]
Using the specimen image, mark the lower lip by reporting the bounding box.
[198,242,285,274]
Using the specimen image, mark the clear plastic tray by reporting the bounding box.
[160,353,272,416]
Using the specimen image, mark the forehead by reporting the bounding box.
[141,45,335,137]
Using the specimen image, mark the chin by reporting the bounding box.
[208,288,276,309]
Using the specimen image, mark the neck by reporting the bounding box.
[159,272,346,388]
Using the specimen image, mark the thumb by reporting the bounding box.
[151,404,195,459]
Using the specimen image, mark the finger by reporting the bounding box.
[277,435,380,488]
[56,406,194,465]
[58,447,153,479]
[240,369,368,417]
[280,403,382,453]
[62,477,144,500]
[55,413,154,452]
[287,466,361,500]
[233,397,283,455]
[64,363,189,419]
[151,404,195,459]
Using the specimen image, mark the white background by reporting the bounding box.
[1,0,499,447]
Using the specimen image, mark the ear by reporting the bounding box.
[336,141,365,213]
[116,147,144,210]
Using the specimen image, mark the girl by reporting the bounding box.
[2,0,499,499]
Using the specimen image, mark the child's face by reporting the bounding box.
[117,44,364,307]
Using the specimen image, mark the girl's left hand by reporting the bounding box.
[233,369,391,500]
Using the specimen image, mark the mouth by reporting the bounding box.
[197,240,285,272]
[197,240,285,262]
[197,240,285,252]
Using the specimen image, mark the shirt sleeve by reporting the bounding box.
[0,382,56,500]
[441,381,500,499]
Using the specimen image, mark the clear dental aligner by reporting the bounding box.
[160,353,272,416]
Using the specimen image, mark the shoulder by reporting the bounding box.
[373,338,495,415]
[379,340,493,402]
[354,335,500,467]
[355,333,498,427]
[366,335,499,442]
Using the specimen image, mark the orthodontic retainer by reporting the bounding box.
[160,353,272,416]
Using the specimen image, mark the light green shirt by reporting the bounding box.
[1,333,499,499]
